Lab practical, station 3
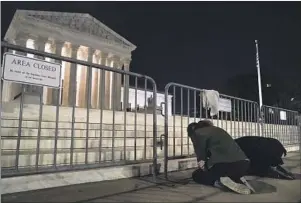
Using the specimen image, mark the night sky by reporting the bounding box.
[2,2,301,93]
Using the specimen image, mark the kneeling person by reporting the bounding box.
[188,120,252,195]
[235,136,295,180]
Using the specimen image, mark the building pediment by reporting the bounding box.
[13,10,136,51]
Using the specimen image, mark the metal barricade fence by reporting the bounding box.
[1,43,299,180]
[162,82,260,178]
[1,42,158,178]
[262,105,300,145]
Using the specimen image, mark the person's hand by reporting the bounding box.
[198,160,205,170]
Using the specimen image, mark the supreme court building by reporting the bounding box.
[3,10,137,110]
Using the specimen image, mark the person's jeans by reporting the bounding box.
[192,160,250,186]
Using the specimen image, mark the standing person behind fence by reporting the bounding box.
[187,120,252,195]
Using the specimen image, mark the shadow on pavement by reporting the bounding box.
[248,180,277,194]
[293,173,301,180]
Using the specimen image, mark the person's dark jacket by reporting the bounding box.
[235,136,287,167]
[192,126,248,169]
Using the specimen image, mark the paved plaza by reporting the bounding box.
[3,151,301,203]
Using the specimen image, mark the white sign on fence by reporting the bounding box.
[2,53,61,88]
[219,98,232,112]
[280,110,287,121]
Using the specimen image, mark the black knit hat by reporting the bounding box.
[187,122,198,137]
[197,120,213,129]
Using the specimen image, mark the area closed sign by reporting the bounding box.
[2,53,61,88]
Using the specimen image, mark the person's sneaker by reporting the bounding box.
[213,180,224,189]
[220,177,251,195]
[240,177,256,193]
[269,166,295,180]
[275,166,295,180]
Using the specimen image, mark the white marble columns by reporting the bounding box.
[97,52,108,109]
[108,55,122,110]
[2,33,130,111]
[64,44,80,106]
[122,58,131,110]
[91,52,101,109]
[2,35,27,102]
[48,40,65,105]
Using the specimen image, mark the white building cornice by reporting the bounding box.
[4,9,137,57]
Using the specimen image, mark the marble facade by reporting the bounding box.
[3,10,136,109]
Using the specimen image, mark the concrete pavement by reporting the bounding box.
[2,151,301,203]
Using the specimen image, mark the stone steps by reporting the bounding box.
[1,103,299,175]
[2,119,275,138]
[1,125,194,168]
[1,144,193,168]
[1,137,154,150]
[1,119,162,131]
[2,149,154,168]
[1,135,193,149]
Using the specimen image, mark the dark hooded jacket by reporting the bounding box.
[235,136,287,167]
[192,126,248,169]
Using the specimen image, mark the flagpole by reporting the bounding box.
[255,40,264,136]
[255,40,263,109]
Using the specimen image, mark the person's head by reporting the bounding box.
[187,122,198,137]
[197,120,214,129]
